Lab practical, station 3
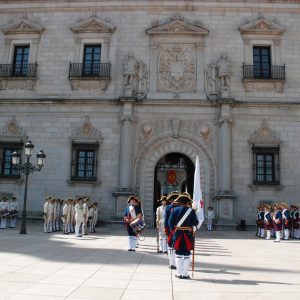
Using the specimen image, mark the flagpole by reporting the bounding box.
[192,155,204,278]
[192,229,196,278]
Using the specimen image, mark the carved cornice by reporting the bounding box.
[71,116,103,143]
[71,17,116,34]
[146,18,209,37]
[0,116,27,141]
[248,119,282,145]
[1,18,44,35]
[239,17,285,39]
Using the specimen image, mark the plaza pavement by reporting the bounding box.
[0,223,299,300]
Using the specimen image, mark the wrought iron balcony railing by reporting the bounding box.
[69,62,111,79]
[0,63,38,78]
[243,64,285,80]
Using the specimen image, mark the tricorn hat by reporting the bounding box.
[127,195,138,203]
[176,194,192,205]
[166,191,180,203]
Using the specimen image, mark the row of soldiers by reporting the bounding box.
[43,196,99,237]
[0,195,18,229]
[256,203,300,242]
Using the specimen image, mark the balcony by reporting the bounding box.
[0,63,38,90]
[69,62,111,91]
[242,64,286,93]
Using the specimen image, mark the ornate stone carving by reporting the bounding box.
[71,116,102,143]
[158,45,196,93]
[0,116,27,140]
[141,123,153,138]
[217,53,231,99]
[71,17,116,34]
[239,17,285,38]
[146,17,209,38]
[205,53,231,99]
[171,119,181,138]
[122,53,149,99]
[200,125,211,141]
[1,18,44,35]
[248,119,282,145]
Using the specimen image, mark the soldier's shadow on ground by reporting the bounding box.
[190,278,294,286]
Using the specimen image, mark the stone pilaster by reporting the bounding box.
[114,98,136,217]
[214,102,236,224]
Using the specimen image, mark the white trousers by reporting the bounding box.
[284,229,289,240]
[176,255,191,277]
[128,236,137,250]
[275,231,281,242]
[168,247,176,267]
[75,220,83,237]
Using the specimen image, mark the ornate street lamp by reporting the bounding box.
[12,141,46,234]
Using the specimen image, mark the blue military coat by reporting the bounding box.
[168,206,199,256]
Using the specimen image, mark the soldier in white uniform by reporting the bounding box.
[9,196,18,228]
[54,198,61,231]
[75,198,84,237]
[70,199,76,232]
[87,202,98,233]
[43,197,50,233]
[0,195,9,229]
[82,198,90,235]
[62,199,70,234]
[156,196,168,253]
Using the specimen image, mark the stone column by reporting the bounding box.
[119,101,134,188]
[102,38,110,63]
[114,98,135,217]
[215,103,236,224]
[196,42,205,94]
[219,120,232,191]
[149,42,158,93]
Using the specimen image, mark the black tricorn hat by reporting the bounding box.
[176,194,192,205]
[158,195,167,203]
[166,191,180,203]
[127,195,138,203]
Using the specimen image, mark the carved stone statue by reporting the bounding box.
[217,53,231,98]
[122,53,149,99]
[123,53,138,95]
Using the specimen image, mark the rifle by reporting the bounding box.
[156,225,159,253]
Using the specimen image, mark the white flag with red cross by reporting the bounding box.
[193,155,204,229]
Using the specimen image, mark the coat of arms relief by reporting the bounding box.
[158,45,196,93]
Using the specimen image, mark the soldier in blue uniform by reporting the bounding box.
[282,203,291,240]
[164,191,180,269]
[169,194,199,279]
[272,204,282,242]
[124,195,142,251]
[264,205,272,240]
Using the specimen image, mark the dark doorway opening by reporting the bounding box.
[153,153,195,226]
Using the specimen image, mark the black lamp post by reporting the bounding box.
[12,141,46,234]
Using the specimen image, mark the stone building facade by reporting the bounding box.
[0,0,300,226]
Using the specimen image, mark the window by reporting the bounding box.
[13,45,30,76]
[71,143,98,181]
[0,143,22,178]
[82,45,101,76]
[252,147,280,185]
[253,46,271,79]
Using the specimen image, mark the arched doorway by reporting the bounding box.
[135,137,216,227]
[153,153,195,226]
